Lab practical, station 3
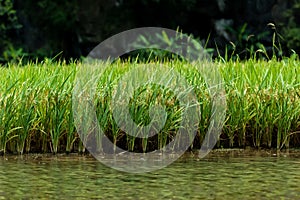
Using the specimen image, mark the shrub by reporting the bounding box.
[0,0,23,62]
[280,0,300,55]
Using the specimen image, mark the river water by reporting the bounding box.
[0,150,299,199]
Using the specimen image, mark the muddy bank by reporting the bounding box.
[1,148,300,163]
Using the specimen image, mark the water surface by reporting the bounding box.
[0,150,299,199]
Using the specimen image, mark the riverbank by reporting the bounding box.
[1,148,300,162]
[0,58,299,154]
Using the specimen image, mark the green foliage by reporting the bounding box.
[281,0,300,54]
[223,23,276,60]
[2,0,293,61]
[128,28,213,62]
[21,0,79,58]
[0,0,23,62]
[128,30,185,62]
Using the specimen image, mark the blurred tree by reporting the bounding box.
[76,0,134,55]
[1,0,297,60]
[16,0,80,59]
[76,0,223,57]
[0,0,23,62]
[279,0,300,54]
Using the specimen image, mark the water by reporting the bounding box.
[0,151,299,199]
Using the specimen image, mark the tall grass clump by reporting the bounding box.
[0,60,78,154]
[221,57,300,148]
[0,56,299,154]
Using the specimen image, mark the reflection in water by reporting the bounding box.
[0,153,299,199]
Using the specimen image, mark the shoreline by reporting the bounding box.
[1,148,300,162]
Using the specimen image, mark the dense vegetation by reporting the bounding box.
[0,0,300,155]
[1,0,300,61]
[0,57,299,155]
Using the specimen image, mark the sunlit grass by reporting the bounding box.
[0,57,299,154]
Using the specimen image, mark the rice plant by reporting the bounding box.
[0,56,299,155]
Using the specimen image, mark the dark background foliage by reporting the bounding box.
[0,0,299,62]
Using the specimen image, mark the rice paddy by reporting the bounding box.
[0,57,299,154]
